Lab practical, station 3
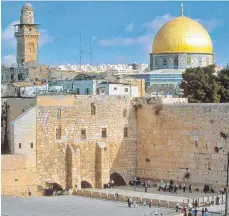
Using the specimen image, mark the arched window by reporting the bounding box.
[123,109,127,117]
[57,108,61,119]
[91,103,96,115]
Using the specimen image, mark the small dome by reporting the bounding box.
[21,3,33,11]
[152,16,213,54]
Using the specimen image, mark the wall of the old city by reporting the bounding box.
[1,155,39,196]
[36,95,137,189]
[136,102,229,186]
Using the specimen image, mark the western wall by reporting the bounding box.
[1,95,229,194]
[135,98,229,186]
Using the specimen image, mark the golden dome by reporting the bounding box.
[152,16,213,54]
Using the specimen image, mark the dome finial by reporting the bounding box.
[181,3,184,16]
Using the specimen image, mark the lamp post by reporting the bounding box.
[225,152,229,216]
[224,132,229,216]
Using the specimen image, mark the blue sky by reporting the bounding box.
[1,1,229,67]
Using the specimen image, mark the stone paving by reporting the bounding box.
[1,195,177,216]
[114,186,218,199]
[88,186,220,204]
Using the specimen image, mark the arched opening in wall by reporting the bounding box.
[44,182,63,196]
[110,172,126,186]
[81,181,92,189]
[52,183,63,191]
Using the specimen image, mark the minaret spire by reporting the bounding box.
[181,3,184,16]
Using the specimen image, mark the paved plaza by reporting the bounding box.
[114,186,219,199]
[1,195,177,216]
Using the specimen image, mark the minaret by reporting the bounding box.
[14,2,40,67]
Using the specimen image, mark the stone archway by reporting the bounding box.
[81,181,92,189]
[110,172,126,186]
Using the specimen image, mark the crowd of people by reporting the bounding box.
[176,205,209,216]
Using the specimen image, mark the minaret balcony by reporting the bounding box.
[14,30,40,37]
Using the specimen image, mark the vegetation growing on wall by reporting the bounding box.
[154,104,163,115]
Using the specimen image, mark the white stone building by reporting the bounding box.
[98,82,138,97]
[18,83,48,97]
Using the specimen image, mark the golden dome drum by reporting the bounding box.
[152,16,213,54]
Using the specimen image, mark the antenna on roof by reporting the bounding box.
[90,39,92,65]
[79,32,83,70]
[181,3,184,16]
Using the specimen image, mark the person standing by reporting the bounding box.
[174,184,178,194]
[188,210,192,216]
[184,207,187,216]
[201,208,205,216]
[127,197,131,208]
[111,180,114,188]
[28,188,32,196]
[204,207,208,216]
[176,203,179,212]
[194,208,198,216]
[183,183,186,192]
[189,184,192,193]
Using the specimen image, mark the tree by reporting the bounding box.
[218,69,229,102]
[182,65,221,103]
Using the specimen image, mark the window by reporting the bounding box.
[76,88,80,94]
[19,143,21,148]
[114,87,117,90]
[56,128,61,140]
[81,129,86,139]
[124,127,128,138]
[91,103,96,115]
[86,88,90,95]
[29,27,32,31]
[123,109,127,117]
[57,108,61,119]
[125,88,129,92]
[102,128,107,138]
[31,142,33,148]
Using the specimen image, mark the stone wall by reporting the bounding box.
[136,102,229,186]
[36,95,137,189]
[1,155,39,196]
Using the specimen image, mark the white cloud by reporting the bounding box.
[2,20,54,48]
[194,18,222,33]
[91,36,97,42]
[1,20,20,46]
[98,35,153,53]
[39,29,54,46]
[142,13,174,31]
[2,54,17,66]
[124,21,134,32]
[98,14,174,52]
[97,13,222,54]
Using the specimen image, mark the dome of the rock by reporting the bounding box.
[152,16,213,54]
